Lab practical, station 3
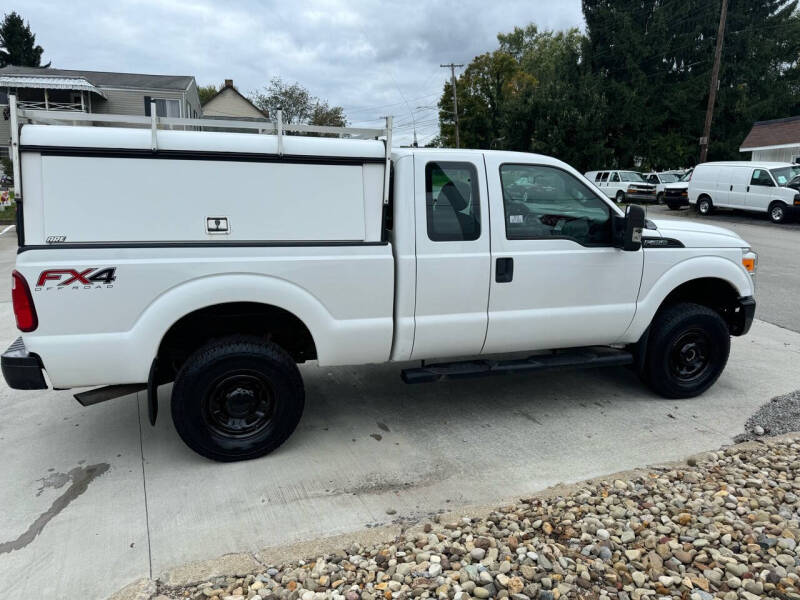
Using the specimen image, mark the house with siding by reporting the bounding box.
[739,115,800,163]
[202,79,267,120]
[0,66,203,158]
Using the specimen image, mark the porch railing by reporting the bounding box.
[16,101,86,112]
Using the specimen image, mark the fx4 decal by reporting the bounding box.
[36,267,117,289]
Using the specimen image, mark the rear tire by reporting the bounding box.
[615,191,625,204]
[696,196,713,215]
[768,201,788,224]
[171,336,305,462]
[644,302,730,399]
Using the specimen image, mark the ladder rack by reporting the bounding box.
[8,95,394,205]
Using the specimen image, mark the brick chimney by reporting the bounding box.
[224,79,234,88]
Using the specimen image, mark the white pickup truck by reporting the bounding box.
[2,98,757,461]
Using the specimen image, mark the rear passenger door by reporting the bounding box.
[411,153,491,359]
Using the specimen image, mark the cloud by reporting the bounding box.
[14,0,583,144]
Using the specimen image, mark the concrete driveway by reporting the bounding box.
[0,221,799,599]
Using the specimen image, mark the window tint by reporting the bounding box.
[500,164,612,245]
[425,162,480,242]
[594,172,602,182]
[647,174,658,184]
[610,172,620,182]
[751,169,774,187]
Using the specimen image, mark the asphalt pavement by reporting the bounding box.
[0,216,798,599]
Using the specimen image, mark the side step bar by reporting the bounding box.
[74,384,146,407]
[401,347,633,384]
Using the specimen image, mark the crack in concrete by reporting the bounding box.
[0,462,110,555]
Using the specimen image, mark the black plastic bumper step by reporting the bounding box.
[401,346,633,384]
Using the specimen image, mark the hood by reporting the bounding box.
[663,181,688,190]
[648,218,748,248]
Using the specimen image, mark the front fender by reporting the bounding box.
[622,254,754,343]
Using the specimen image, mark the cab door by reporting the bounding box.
[746,168,776,211]
[482,158,643,354]
[411,153,491,359]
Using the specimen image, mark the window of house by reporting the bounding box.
[0,88,8,105]
[500,164,612,246]
[425,162,481,242]
[145,97,181,118]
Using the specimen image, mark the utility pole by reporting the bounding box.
[441,63,464,148]
[699,0,728,163]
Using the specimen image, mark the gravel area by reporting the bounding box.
[735,390,800,443]
[153,436,800,600]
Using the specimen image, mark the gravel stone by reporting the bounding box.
[151,436,800,600]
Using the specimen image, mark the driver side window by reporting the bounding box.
[500,164,612,246]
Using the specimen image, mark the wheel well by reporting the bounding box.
[156,302,317,382]
[698,193,711,202]
[658,278,740,332]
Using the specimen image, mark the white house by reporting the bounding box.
[739,115,800,163]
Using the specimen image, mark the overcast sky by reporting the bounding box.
[14,0,584,145]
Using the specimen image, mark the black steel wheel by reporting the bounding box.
[171,336,304,461]
[644,302,729,398]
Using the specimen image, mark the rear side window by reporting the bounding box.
[425,162,481,242]
[599,172,609,182]
[594,172,602,182]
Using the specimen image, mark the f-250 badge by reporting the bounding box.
[35,267,116,290]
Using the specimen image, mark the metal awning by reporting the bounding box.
[0,75,106,98]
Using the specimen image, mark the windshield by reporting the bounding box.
[771,166,800,186]
[619,171,645,182]
[658,173,680,183]
[679,170,693,182]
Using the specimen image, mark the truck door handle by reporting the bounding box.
[747,185,750,192]
[496,257,514,283]
[730,185,733,191]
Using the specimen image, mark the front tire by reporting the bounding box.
[768,201,788,224]
[696,196,713,215]
[615,191,625,204]
[644,303,730,399]
[657,192,664,205]
[171,336,305,462]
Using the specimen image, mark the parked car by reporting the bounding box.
[585,170,657,203]
[662,169,694,210]
[3,100,758,462]
[688,161,800,223]
[644,171,682,203]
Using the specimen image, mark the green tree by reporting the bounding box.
[197,84,218,105]
[251,77,348,127]
[0,12,48,67]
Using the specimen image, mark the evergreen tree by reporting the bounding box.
[0,12,48,68]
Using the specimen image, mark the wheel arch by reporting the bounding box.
[623,256,753,344]
[134,274,332,381]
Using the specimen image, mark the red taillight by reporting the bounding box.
[12,270,37,332]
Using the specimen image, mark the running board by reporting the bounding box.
[401,347,633,384]
[74,384,146,406]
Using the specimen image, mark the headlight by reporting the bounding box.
[742,248,757,275]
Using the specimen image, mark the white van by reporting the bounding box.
[585,170,657,203]
[688,161,800,223]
